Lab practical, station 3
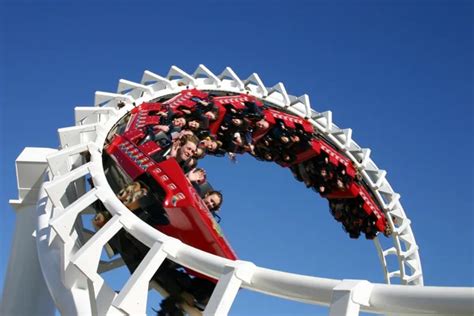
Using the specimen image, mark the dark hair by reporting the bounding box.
[194,147,206,159]
[205,190,223,211]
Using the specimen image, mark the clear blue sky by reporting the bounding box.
[1,1,472,315]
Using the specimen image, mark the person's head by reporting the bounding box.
[200,137,221,152]
[172,116,187,127]
[256,118,270,130]
[187,119,201,130]
[194,168,207,185]
[203,191,223,212]
[194,147,206,159]
[264,152,273,161]
[282,153,293,162]
[176,134,199,162]
[231,118,243,126]
[92,211,112,229]
[290,135,300,143]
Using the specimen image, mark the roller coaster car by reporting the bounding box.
[105,135,237,261]
[209,94,264,134]
[104,131,237,314]
[278,130,389,236]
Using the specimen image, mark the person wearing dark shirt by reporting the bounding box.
[151,134,199,170]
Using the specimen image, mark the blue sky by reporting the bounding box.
[1,1,472,315]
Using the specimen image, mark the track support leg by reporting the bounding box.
[204,261,255,316]
[329,280,373,316]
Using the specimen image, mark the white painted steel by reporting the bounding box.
[1,149,57,316]
[329,280,373,316]
[112,243,168,314]
[3,65,473,316]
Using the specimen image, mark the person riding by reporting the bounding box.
[151,134,200,170]
[202,190,223,212]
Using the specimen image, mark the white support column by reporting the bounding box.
[204,261,255,316]
[244,73,268,96]
[58,124,98,148]
[94,91,134,108]
[70,215,123,281]
[218,67,245,91]
[46,143,89,177]
[1,148,58,316]
[167,65,197,86]
[193,64,222,87]
[74,106,117,126]
[50,188,99,242]
[118,79,154,99]
[112,242,167,314]
[43,162,93,208]
[267,82,291,106]
[141,70,175,91]
[329,280,373,316]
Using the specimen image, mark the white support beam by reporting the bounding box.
[219,67,245,91]
[386,193,401,211]
[204,261,255,316]
[58,124,97,148]
[71,216,123,281]
[394,218,411,236]
[94,91,134,108]
[167,65,197,86]
[288,98,307,117]
[87,278,124,316]
[401,245,419,260]
[313,111,332,132]
[382,247,398,257]
[141,70,174,91]
[112,242,167,314]
[372,170,387,190]
[117,79,154,100]
[244,73,268,97]
[43,162,92,208]
[267,82,291,107]
[329,280,373,316]
[301,94,312,118]
[46,143,89,177]
[388,270,401,279]
[2,149,58,316]
[9,147,58,207]
[193,64,222,87]
[203,269,242,316]
[74,106,118,126]
[402,271,422,285]
[358,148,372,169]
[50,188,99,242]
[60,239,87,289]
[332,128,353,150]
[289,94,312,119]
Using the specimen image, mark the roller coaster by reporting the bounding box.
[1,65,473,315]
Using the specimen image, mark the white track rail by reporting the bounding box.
[7,65,474,315]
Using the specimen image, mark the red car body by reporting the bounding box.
[106,134,237,261]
